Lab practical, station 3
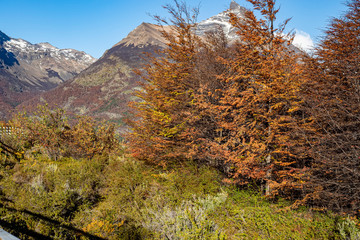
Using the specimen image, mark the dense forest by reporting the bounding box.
[1,0,360,239]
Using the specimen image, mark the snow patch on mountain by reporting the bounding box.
[37,42,57,49]
[6,38,29,49]
[194,1,246,39]
[117,1,247,49]
[4,38,96,65]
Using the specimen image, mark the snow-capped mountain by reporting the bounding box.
[116,1,246,50]
[4,39,94,65]
[1,33,96,90]
[0,30,96,119]
[195,1,246,40]
[18,0,307,128]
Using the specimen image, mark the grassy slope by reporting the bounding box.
[0,153,359,239]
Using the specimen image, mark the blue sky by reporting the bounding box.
[0,0,348,58]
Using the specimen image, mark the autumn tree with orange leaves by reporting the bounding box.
[206,0,313,197]
[128,0,202,165]
[129,0,314,200]
[303,0,360,215]
[128,1,233,169]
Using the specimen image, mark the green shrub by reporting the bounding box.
[212,189,341,239]
[9,105,120,160]
[337,217,360,240]
[141,192,227,239]
[0,156,108,239]
[78,159,225,239]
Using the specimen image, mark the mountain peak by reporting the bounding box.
[115,22,172,48]
[194,1,246,40]
[0,30,11,45]
[230,1,241,10]
[37,42,56,49]
[229,1,247,14]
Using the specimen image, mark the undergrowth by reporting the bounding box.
[1,151,358,239]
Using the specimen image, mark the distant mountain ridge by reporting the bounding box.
[1,32,96,90]
[0,30,96,119]
[17,1,249,127]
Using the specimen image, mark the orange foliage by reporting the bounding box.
[129,0,360,213]
[302,0,360,215]
[129,0,313,200]
[128,0,201,165]
[198,0,313,197]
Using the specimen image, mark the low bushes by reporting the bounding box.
[1,152,355,239]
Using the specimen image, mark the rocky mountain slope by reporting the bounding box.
[0,30,96,119]
[17,1,248,126]
[195,1,246,40]
[18,22,175,124]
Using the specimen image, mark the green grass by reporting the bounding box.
[213,189,339,239]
